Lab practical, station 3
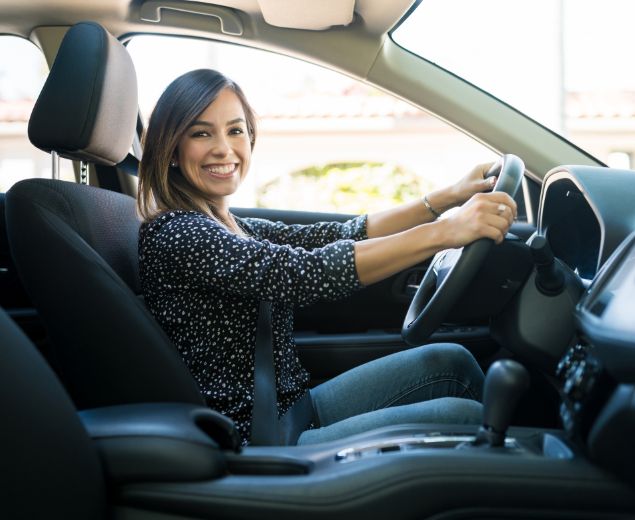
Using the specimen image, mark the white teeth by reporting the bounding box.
[204,164,236,175]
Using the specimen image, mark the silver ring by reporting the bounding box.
[497,203,506,215]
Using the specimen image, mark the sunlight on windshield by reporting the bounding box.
[393,0,635,168]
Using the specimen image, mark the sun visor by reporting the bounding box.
[257,0,355,30]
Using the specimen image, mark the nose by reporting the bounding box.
[211,135,230,157]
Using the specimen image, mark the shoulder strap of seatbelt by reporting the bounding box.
[250,300,280,445]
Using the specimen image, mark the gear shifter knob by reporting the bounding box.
[475,359,530,447]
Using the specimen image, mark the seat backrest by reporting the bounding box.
[5,21,204,410]
[0,306,107,519]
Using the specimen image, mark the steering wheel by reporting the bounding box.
[401,154,525,346]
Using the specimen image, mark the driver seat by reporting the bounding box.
[5,21,204,410]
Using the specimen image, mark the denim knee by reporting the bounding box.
[410,343,484,400]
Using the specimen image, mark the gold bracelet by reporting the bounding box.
[423,195,441,219]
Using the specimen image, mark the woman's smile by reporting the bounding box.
[202,163,239,178]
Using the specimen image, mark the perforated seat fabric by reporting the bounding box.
[0,307,107,519]
[6,179,204,409]
[5,21,204,410]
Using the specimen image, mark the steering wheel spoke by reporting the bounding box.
[402,154,525,345]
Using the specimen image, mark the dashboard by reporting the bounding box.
[534,165,635,381]
[540,176,600,280]
[577,230,635,383]
[494,164,635,386]
[539,166,635,281]
[528,167,635,483]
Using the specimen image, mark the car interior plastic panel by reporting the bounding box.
[539,166,635,278]
[587,384,635,486]
[576,230,635,382]
[110,423,635,519]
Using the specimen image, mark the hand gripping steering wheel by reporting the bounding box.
[401,154,525,346]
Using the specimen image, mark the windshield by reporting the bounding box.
[393,0,635,169]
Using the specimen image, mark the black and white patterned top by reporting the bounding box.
[139,210,367,444]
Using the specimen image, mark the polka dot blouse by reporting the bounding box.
[139,210,368,444]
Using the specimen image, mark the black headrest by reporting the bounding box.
[28,21,138,166]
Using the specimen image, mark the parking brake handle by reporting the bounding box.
[473,359,530,447]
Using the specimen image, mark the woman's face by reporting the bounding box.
[175,88,252,208]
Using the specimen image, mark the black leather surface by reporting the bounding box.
[0,308,107,519]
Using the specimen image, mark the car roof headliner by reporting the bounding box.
[0,0,414,39]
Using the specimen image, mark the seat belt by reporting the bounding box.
[250,301,280,445]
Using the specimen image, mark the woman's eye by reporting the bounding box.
[191,130,210,138]
[229,127,245,135]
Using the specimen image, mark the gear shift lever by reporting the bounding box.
[474,359,530,447]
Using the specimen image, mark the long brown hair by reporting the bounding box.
[137,69,256,228]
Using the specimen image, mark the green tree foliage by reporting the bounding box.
[257,162,431,214]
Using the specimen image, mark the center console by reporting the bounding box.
[80,360,635,519]
[85,415,635,519]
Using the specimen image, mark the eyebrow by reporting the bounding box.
[188,117,246,128]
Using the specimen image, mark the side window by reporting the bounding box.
[128,36,497,214]
[0,36,74,193]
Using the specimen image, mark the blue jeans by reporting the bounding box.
[296,343,484,445]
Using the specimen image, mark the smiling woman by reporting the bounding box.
[136,67,516,445]
[174,90,253,224]
[138,68,257,234]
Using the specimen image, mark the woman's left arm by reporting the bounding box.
[240,215,367,248]
[366,162,497,239]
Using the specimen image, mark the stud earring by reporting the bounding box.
[170,161,177,167]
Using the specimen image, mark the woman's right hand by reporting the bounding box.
[354,191,517,286]
[439,191,517,248]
